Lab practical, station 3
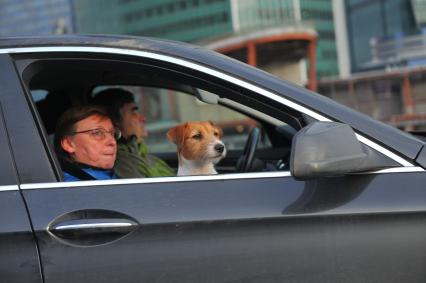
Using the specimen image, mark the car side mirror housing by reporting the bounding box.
[290,121,369,180]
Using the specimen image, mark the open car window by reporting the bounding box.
[18,54,311,182]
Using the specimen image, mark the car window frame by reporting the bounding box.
[3,46,421,187]
[0,53,59,184]
[15,53,307,183]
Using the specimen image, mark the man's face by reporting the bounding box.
[61,114,117,169]
[120,102,147,141]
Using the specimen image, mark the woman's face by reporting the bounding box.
[61,114,117,169]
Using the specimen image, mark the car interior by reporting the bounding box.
[17,55,310,181]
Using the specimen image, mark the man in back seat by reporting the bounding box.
[54,106,121,181]
[92,88,174,178]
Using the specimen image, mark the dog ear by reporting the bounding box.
[217,126,223,138]
[209,121,223,138]
[167,123,188,146]
[166,126,178,144]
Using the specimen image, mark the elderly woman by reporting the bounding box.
[54,106,121,181]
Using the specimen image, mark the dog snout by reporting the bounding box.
[214,143,225,153]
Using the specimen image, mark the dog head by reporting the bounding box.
[167,121,226,164]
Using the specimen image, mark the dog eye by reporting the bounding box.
[192,133,202,139]
[214,132,219,137]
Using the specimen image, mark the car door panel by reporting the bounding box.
[0,190,42,283]
[21,172,426,283]
[0,88,42,281]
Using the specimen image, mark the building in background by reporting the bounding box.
[74,0,339,84]
[345,0,417,73]
[0,0,74,36]
[3,1,426,132]
[298,0,338,78]
[74,0,233,42]
[319,0,426,130]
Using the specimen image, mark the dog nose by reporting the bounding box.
[214,143,225,153]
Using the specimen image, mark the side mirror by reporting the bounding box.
[290,121,368,180]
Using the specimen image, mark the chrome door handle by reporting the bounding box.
[52,221,135,232]
[47,209,139,246]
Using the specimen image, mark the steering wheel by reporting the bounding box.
[236,127,261,172]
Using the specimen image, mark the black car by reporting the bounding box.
[1,35,426,283]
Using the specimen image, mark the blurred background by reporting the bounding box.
[2,0,426,132]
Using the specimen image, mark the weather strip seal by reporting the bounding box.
[19,167,424,190]
[0,46,415,166]
[20,171,293,190]
[0,185,19,192]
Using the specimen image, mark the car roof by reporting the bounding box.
[0,34,425,162]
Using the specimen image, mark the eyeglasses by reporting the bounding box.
[73,128,122,140]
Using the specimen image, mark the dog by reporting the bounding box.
[167,121,226,176]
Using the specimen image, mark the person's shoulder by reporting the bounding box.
[63,172,81,182]
[117,136,139,153]
[83,168,116,180]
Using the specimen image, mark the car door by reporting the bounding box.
[7,48,426,283]
[17,165,426,283]
[0,54,43,283]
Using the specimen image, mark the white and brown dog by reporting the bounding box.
[167,121,226,176]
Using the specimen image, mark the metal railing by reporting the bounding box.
[370,33,426,65]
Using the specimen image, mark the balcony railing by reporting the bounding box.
[370,33,426,66]
[231,0,314,33]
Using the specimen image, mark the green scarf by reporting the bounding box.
[114,137,175,178]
